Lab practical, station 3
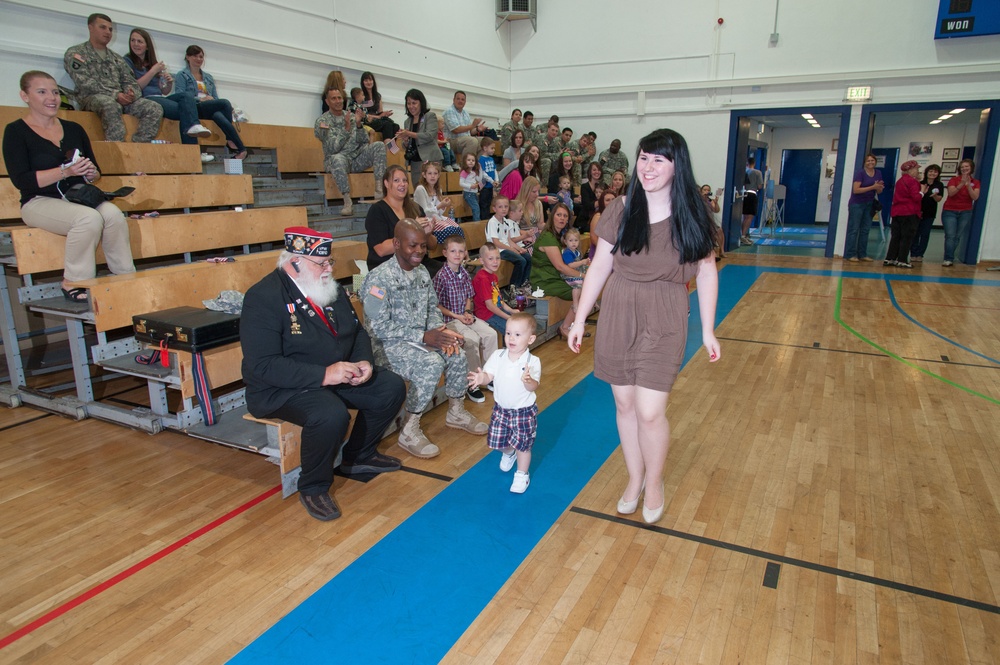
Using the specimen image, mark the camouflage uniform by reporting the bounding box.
[565,139,595,188]
[498,121,522,151]
[314,111,387,198]
[521,122,542,149]
[361,258,468,413]
[538,133,563,187]
[64,41,163,143]
[599,149,629,185]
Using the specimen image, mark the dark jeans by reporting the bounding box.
[478,186,493,219]
[146,93,200,144]
[196,98,244,152]
[844,201,874,259]
[910,216,935,258]
[500,249,530,287]
[886,215,919,263]
[266,368,405,495]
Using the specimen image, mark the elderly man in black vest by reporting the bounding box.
[241,227,406,521]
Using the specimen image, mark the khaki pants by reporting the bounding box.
[447,317,499,374]
[20,196,135,283]
[449,135,479,161]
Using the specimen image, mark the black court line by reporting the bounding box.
[570,507,1000,616]
[718,336,886,358]
[399,466,453,482]
[0,413,52,433]
[720,336,1000,371]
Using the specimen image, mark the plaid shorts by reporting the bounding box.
[487,404,538,452]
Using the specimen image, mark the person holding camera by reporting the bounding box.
[396,88,442,186]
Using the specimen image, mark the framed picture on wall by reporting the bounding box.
[831,138,839,151]
[942,147,961,160]
[941,161,958,175]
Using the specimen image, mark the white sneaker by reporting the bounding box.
[499,450,516,472]
[200,153,215,163]
[187,124,212,137]
[443,165,456,172]
[510,471,530,493]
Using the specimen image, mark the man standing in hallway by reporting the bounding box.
[740,157,764,245]
[64,13,163,143]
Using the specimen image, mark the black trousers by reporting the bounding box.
[266,368,406,495]
[887,215,919,263]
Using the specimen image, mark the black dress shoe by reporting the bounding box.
[299,492,341,521]
[339,452,402,475]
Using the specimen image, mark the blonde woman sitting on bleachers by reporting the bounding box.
[315,87,387,217]
[3,71,135,302]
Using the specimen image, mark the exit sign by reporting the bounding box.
[845,86,872,103]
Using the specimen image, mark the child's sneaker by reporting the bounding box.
[510,471,530,493]
[499,449,516,472]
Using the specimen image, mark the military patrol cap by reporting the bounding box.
[284,226,333,257]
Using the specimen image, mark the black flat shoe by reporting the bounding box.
[61,287,88,302]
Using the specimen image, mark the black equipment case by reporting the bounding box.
[132,306,240,353]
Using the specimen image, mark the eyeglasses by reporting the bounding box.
[300,256,335,269]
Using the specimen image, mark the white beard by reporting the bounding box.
[296,270,340,306]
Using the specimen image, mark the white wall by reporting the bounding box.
[2,0,999,258]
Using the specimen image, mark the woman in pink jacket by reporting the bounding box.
[884,160,923,269]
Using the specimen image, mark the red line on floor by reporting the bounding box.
[0,484,282,651]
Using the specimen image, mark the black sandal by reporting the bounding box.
[61,287,88,303]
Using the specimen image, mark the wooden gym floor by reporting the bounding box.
[1,252,998,664]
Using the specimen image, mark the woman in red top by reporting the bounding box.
[884,160,923,268]
[941,158,980,266]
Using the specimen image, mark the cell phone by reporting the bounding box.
[65,149,82,166]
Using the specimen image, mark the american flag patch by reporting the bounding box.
[368,285,385,299]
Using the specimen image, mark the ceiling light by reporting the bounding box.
[801,113,814,119]
[930,120,942,124]
[938,114,953,120]
[950,108,965,114]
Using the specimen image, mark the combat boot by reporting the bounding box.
[397,412,440,458]
[446,397,488,435]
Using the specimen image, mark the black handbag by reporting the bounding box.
[405,138,420,163]
[64,183,136,208]
[871,196,882,214]
[64,183,106,208]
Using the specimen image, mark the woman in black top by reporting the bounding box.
[2,71,134,302]
[364,165,441,275]
[910,164,944,263]
[577,161,604,232]
[359,72,399,140]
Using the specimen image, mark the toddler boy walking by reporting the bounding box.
[468,312,540,493]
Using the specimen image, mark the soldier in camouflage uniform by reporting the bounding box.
[315,88,387,217]
[537,123,562,187]
[498,109,522,151]
[564,133,595,188]
[599,139,630,185]
[520,111,541,148]
[64,13,163,143]
[361,219,488,459]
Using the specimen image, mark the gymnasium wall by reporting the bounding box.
[1,0,998,258]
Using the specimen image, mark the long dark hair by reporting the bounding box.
[383,165,421,218]
[613,129,714,263]
[126,29,157,70]
[518,152,539,180]
[361,71,381,107]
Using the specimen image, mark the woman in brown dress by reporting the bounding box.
[568,129,720,524]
